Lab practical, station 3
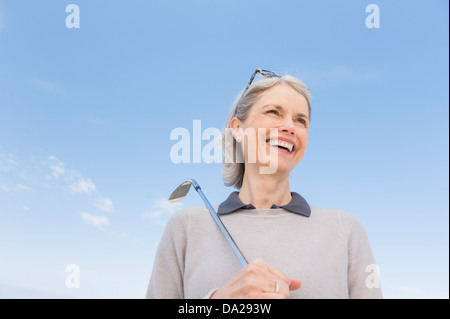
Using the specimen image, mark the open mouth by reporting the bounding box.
[266,138,295,153]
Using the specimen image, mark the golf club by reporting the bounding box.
[168,178,248,267]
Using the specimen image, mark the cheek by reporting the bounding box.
[238,129,260,161]
[297,130,309,150]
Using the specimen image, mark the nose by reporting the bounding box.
[280,118,295,135]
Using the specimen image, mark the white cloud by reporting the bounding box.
[141,198,183,226]
[50,163,66,178]
[0,151,31,192]
[154,198,183,215]
[0,183,32,192]
[2,150,115,231]
[44,156,69,179]
[0,152,17,172]
[42,156,97,195]
[80,212,110,231]
[42,156,65,178]
[15,184,32,191]
[94,197,114,212]
[70,178,96,194]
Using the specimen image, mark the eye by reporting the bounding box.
[266,109,280,115]
[295,118,307,126]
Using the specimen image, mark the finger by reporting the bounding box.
[261,277,283,294]
[264,279,291,299]
[265,263,291,286]
[250,258,269,269]
[257,275,291,299]
[248,259,296,297]
[250,259,290,285]
[289,278,302,291]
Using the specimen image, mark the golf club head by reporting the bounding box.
[168,179,200,203]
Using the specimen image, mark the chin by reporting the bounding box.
[254,157,294,175]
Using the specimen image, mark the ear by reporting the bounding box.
[230,117,242,142]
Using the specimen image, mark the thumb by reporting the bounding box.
[289,278,302,291]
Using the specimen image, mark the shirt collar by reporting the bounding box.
[217,191,311,217]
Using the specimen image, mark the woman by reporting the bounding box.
[146,69,382,299]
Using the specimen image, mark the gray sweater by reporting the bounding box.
[146,205,382,299]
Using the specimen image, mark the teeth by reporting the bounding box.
[268,140,294,152]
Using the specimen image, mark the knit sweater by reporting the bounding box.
[146,205,382,299]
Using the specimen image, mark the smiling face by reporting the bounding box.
[231,83,310,175]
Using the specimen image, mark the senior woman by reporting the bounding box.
[146,69,382,299]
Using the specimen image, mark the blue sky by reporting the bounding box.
[0,0,448,298]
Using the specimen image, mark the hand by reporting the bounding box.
[210,258,302,299]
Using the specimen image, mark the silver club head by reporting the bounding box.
[168,179,200,203]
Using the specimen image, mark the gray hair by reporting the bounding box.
[221,74,311,189]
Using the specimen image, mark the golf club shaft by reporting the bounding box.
[195,187,248,267]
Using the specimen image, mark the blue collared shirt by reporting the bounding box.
[217,191,311,217]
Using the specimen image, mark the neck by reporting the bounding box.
[238,165,292,209]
